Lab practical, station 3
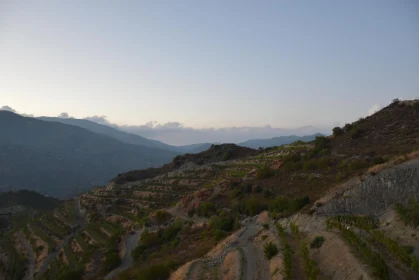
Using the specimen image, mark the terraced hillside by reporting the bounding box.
[1,99,419,280]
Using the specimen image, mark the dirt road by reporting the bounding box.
[104,229,142,280]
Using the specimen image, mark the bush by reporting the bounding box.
[310,236,325,249]
[154,210,172,225]
[245,197,265,216]
[268,196,310,216]
[197,202,216,217]
[332,126,344,136]
[104,252,121,271]
[372,156,386,165]
[395,199,419,228]
[349,125,362,139]
[343,123,352,132]
[136,263,171,280]
[264,242,279,260]
[256,165,274,179]
[214,229,227,241]
[262,223,269,230]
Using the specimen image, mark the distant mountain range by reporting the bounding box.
[38,117,320,150]
[0,112,322,198]
[38,117,212,154]
[0,111,179,198]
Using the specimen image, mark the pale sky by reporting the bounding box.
[1,0,419,130]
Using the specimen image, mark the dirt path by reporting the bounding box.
[104,229,142,280]
[17,231,35,280]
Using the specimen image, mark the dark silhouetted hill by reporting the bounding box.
[0,111,178,198]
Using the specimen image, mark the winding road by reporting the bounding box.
[104,229,142,280]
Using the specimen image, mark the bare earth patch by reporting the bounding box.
[305,231,373,280]
[220,250,240,280]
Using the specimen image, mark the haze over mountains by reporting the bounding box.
[0,110,320,198]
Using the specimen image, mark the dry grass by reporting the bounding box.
[368,150,419,174]
[168,261,193,280]
[220,250,240,280]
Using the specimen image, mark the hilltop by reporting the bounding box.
[1,99,419,280]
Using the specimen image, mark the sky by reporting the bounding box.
[1,1,419,139]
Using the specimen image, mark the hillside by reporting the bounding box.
[238,133,322,149]
[1,100,419,280]
[38,117,211,154]
[38,117,177,151]
[0,111,178,198]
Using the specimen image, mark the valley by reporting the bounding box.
[1,100,419,280]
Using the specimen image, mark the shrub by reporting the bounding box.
[245,197,264,216]
[372,156,386,165]
[310,236,325,249]
[154,210,172,225]
[214,229,227,241]
[104,252,121,271]
[262,223,269,230]
[136,263,171,280]
[197,202,216,217]
[343,123,352,132]
[268,196,310,216]
[395,199,419,228]
[256,165,274,179]
[332,126,344,136]
[349,125,362,139]
[263,242,278,260]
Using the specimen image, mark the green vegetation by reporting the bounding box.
[86,224,108,245]
[132,218,184,261]
[276,223,292,279]
[30,224,56,253]
[370,230,419,274]
[327,215,378,230]
[332,126,344,136]
[341,228,389,279]
[63,242,76,267]
[0,240,26,280]
[197,202,217,217]
[300,242,319,280]
[349,125,362,139]
[154,210,172,224]
[395,199,419,228]
[74,233,89,252]
[0,190,61,211]
[262,223,269,230]
[328,219,389,280]
[310,236,325,249]
[54,265,84,280]
[263,241,278,260]
[269,196,310,217]
[290,223,319,280]
[135,263,171,280]
[256,165,275,179]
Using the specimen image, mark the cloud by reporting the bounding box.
[58,112,70,118]
[117,121,329,145]
[84,115,111,125]
[0,105,33,117]
[84,115,118,128]
[0,105,17,113]
[368,104,381,116]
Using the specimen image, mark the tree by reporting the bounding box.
[332,126,344,136]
